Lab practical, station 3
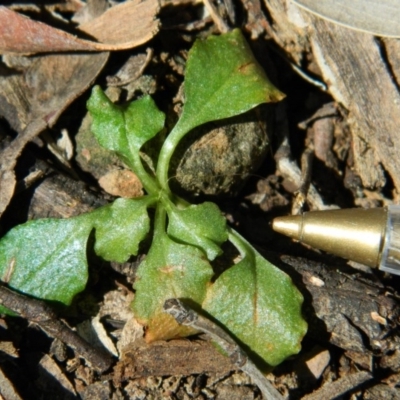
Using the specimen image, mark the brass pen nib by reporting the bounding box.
[272,215,303,240]
[272,207,400,275]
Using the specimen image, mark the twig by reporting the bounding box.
[0,284,113,373]
[292,148,314,215]
[301,371,373,400]
[202,0,229,33]
[163,299,285,400]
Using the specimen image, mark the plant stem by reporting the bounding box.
[128,152,160,195]
[228,228,254,259]
[156,121,191,192]
[228,228,258,269]
[154,203,167,238]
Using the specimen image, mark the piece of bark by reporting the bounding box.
[264,0,399,192]
[279,255,400,354]
[114,339,234,382]
[295,346,330,381]
[301,371,372,400]
[38,354,77,397]
[26,171,107,220]
[0,365,23,400]
[242,0,269,39]
[80,381,111,400]
[383,38,400,89]
[364,384,400,400]
[308,17,391,190]
[264,0,310,65]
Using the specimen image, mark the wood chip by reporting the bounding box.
[0,365,23,400]
[114,339,234,382]
[38,354,77,396]
[305,349,330,380]
[301,371,372,400]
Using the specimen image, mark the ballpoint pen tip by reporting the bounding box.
[272,215,302,240]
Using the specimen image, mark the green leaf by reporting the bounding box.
[172,28,284,137]
[87,86,165,161]
[202,235,307,367]
[132,232,214,342]
[86,86,130,160]
[0,198,154,314]
[93,197,153,263]
[167,202,228,260]
[0,217,93,313]
[124,96,166,152]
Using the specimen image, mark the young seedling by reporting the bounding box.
[0,29,307,367]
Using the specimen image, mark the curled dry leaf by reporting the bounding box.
[78,0,159,49]
[0,0,159,54]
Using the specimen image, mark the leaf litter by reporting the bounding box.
[0,0,159,217]
[0,1,399,399]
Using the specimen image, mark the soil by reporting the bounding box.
[0,1,399,399]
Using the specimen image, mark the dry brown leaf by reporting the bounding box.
[0,0,159,54]
[0,52,109,216]
[79,0,160,49]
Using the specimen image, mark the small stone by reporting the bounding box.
[305,349,331,380]
[98,169,143,198]
[170,106,272,197]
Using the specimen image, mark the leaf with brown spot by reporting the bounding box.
[132,231,214,342]
[166,28,285,142]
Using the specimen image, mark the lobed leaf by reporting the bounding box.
[167,202,228,260]
[93,197,153,263]
[132,232,214,342]
[0,198,153,314]
[87,86,130,160]
[87,87,165,163]
[171,28,285,138]
[202,238,307,367]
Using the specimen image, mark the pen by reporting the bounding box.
[272,206,400,275]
